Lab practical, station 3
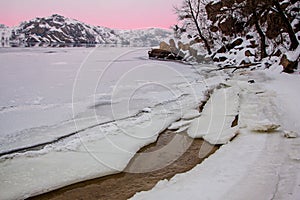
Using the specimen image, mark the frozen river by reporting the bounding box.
[0,47,223,200]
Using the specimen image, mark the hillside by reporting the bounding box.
[158,0,299,73]
[0,14,172,47]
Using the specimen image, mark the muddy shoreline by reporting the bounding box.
[28,129,219,200]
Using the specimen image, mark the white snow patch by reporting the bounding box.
[203,126,239,145]
[285,45,300,61]
[182,109,200,120]
[187,85,240,144]
[249,119,280,132]
[168,120,192,130]
[142,107,152,113]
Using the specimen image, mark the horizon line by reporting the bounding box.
[0,13,176,30]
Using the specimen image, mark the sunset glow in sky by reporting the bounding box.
[0,0,183,29]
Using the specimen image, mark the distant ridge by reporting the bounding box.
[0,14,172,47]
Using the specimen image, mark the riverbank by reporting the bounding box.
[28,130,218,200]
[131,70,300,200]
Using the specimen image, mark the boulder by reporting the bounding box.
[206,1,222,22]
[148,49,172,59]
[245,50,254,57]
[148,49,183,61]
[194,37,202,43]
[219,17,236,36]
[213,56,228,62]
[246,34,254,40]
[210,26,218,32]
[178,41,190,51]
[247,40,258,48]
[280,54,298,73]
[169,39,179,54]
[189,47,198,58]
[159,41,171,51]
[226,38,243,50]
[273,49,282,57]
[240,57,251,65]
[217,46,227,53]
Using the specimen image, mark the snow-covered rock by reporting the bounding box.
[280,47,300,73]
[142,107,152,113]
[249,119,280,132]
[283,130,298,138]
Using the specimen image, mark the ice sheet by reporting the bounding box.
[187,86,240,144]
[0,47,222,200]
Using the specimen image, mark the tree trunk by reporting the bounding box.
[253,11,267,60]
[187,0,212,55]
[273,0,299,50]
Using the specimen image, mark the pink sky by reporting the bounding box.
[0,0,183,29]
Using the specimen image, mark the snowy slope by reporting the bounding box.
[0,24,12,46]
[0,14,172,46]
[116,28,173,47]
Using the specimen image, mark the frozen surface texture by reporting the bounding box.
[187,85,240,144]
[0,47,225,200]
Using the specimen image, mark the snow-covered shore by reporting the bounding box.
[131,70,300,200]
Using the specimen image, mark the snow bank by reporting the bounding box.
[0,107,180,200]
[131,70,300,200]
[182,109,200,120]
[187,85,240,144]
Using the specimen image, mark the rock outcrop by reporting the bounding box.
[155,37,210,63]
[280,54,299,73]
[148,49,184,60]
[203,0,299,72]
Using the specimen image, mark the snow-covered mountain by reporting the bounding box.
[0,14,172,46]
[116,28,174,47]
[0,24,8,29]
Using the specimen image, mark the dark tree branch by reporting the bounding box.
[186,0,212,54]
[272,0,299,50]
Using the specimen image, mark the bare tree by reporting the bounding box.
[175,0,212,55]
[272,0,299,50]
[246,0,268,59]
